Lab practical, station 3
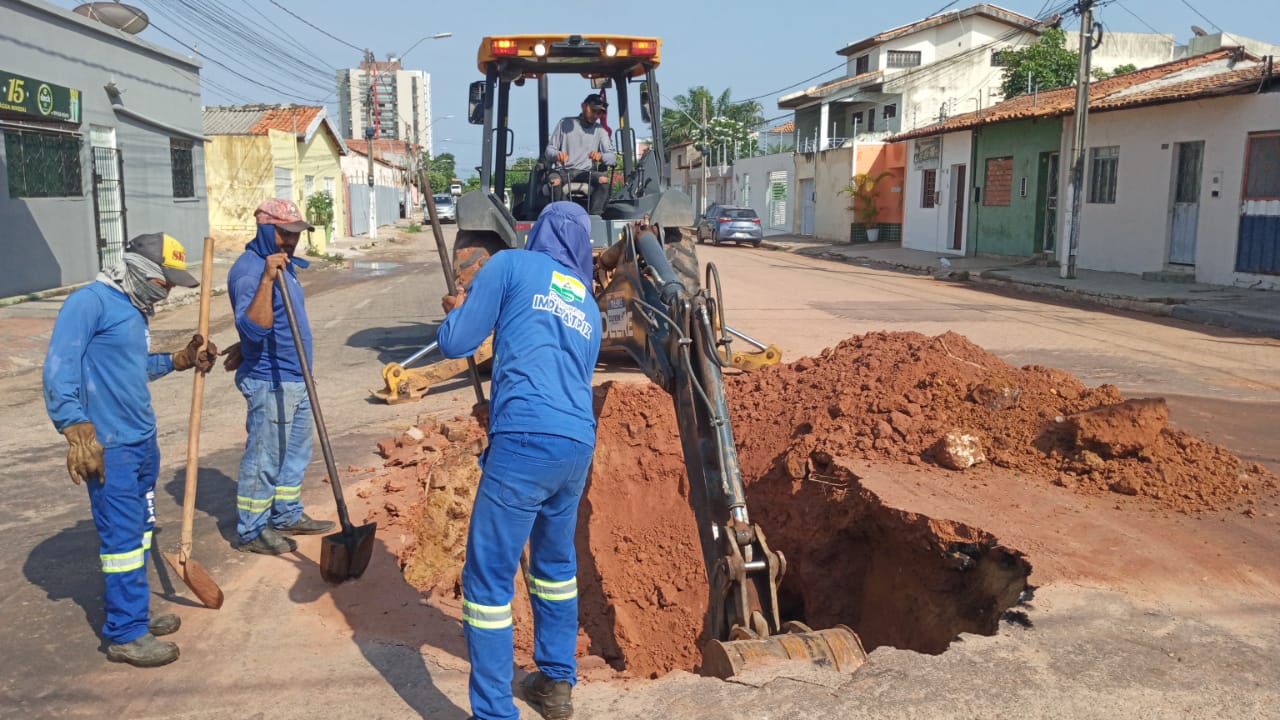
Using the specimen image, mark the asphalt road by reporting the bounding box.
[1,227,1277,718]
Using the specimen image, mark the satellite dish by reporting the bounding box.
[1191,25,1209,37]
[73,2,150,34]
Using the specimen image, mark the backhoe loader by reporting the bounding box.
[444,34,864,678]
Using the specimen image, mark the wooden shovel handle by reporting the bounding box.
[179,237,214,560]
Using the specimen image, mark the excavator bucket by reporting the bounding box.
[702,623,867,679]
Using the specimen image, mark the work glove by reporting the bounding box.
[172,334,217,373]
[220,342,242,372]
[64,422,105,485]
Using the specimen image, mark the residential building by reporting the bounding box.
[342,139,410,236]
[892,49,1280,289]
[775,3,1182,240]
[0,0,208,298]
[202,104,347,251]
[337,57,434,155]
[667,141,732,215]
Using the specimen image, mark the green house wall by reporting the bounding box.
[968,118,1062,256]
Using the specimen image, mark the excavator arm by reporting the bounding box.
[596,227,865,678]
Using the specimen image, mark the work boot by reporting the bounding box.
[237,526,297,555]
[274,513,336,536]
[148,613,181,637]
[106,633,179,668]
[521,671,573,720]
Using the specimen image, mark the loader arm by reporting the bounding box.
[595,229,863,671]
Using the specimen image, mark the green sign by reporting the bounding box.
[0,70,81,125]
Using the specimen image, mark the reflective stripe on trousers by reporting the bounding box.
[529,575,577,602]
[462,599,513,630]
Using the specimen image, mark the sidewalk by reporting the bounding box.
[760,234,1280,339]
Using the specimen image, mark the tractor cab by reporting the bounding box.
[457,34,694,250]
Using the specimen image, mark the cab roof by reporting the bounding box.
[476,34,661,78]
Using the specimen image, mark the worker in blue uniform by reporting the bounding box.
[43,232,216,667]
[438,201,602,720]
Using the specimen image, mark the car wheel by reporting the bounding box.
[711,231,721,246]
[751,239,762,248]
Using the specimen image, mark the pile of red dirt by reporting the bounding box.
[367,330,1276,680]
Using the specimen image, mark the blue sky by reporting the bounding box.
[47,0,1274,175]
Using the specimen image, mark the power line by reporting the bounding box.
[1112,1,1161,34]
[265,0,364,53]
[733,62,849,104]
[1178,0,1221,32]
[142,16,327,102]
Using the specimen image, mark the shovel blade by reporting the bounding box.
[162,551,225,609]
[319,522,378,584]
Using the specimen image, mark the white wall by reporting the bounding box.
[1056,92,1280,288]
[734,153,794,235]
[903,131,973,255]
[1092,32,1175,73]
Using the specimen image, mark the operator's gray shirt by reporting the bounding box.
[545,115,616,171]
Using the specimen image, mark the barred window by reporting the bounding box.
[886,50,922,68]
[992,50,1009,67]
[883,104,898,120]
[1244,132,1280,200]
[170,138,195,198]
[855,54,870,75]
[4,129,84,198]
[1089,146,1120,204]
[921,169,937,208]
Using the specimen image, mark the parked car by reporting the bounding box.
[429,193,456,223]
[696,205,762,246]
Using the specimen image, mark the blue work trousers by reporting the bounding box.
[85,436,159,644]
[235,376,313,542]
[462,431,594,720]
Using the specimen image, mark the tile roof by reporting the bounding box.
[202,105,271,135]
[838,3,1041,57]
[779,70,883,108]
[890,49,1268,142]
[763,120,795,134]
[345,138,419,167]
[250,106,322,135]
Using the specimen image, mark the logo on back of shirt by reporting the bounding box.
[550,271,586,303]
[532,270,592,339]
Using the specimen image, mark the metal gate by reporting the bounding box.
[800,178,815,235]
[1237,132,1280,275]
[767,170,788,231]
[1169,141,1204,265]
[91,146,127,270]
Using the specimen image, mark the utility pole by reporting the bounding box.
[1063,0,1098,279]
[364,48,378,239]
[700,96,708,214]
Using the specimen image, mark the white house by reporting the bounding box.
[775,3,1185,240]
[1056,56,1280,288]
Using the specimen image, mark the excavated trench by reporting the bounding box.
[370,331,1274,680]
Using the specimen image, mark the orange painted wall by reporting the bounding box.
[854,143,907,224]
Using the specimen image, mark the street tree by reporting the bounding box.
[1092,63,1138,81]
[998,27,1079,99]
[418,151,457,193]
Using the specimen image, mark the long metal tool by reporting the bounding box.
[276,273,376,583]
[422,174,486,405]
[162,236,224,609]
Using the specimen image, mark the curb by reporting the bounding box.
[1169,305,1280,338]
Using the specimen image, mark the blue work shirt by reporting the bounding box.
[227,227,313,383]
[438,249,601,447]
[43,281,174,447]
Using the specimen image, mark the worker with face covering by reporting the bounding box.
[437,201,601,720]
[43,233,217,667]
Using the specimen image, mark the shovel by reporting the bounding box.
[275,273,376,583]
[163,236,224,609]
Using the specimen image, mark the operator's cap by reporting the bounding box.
[125,233,200,287]
[254,197,315,233]
[582,93,608,109]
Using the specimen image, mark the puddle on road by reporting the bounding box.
[350,261,403,278]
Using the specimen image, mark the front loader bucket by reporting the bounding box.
[701,624,867,679]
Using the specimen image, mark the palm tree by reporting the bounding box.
[661,86,764,150]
